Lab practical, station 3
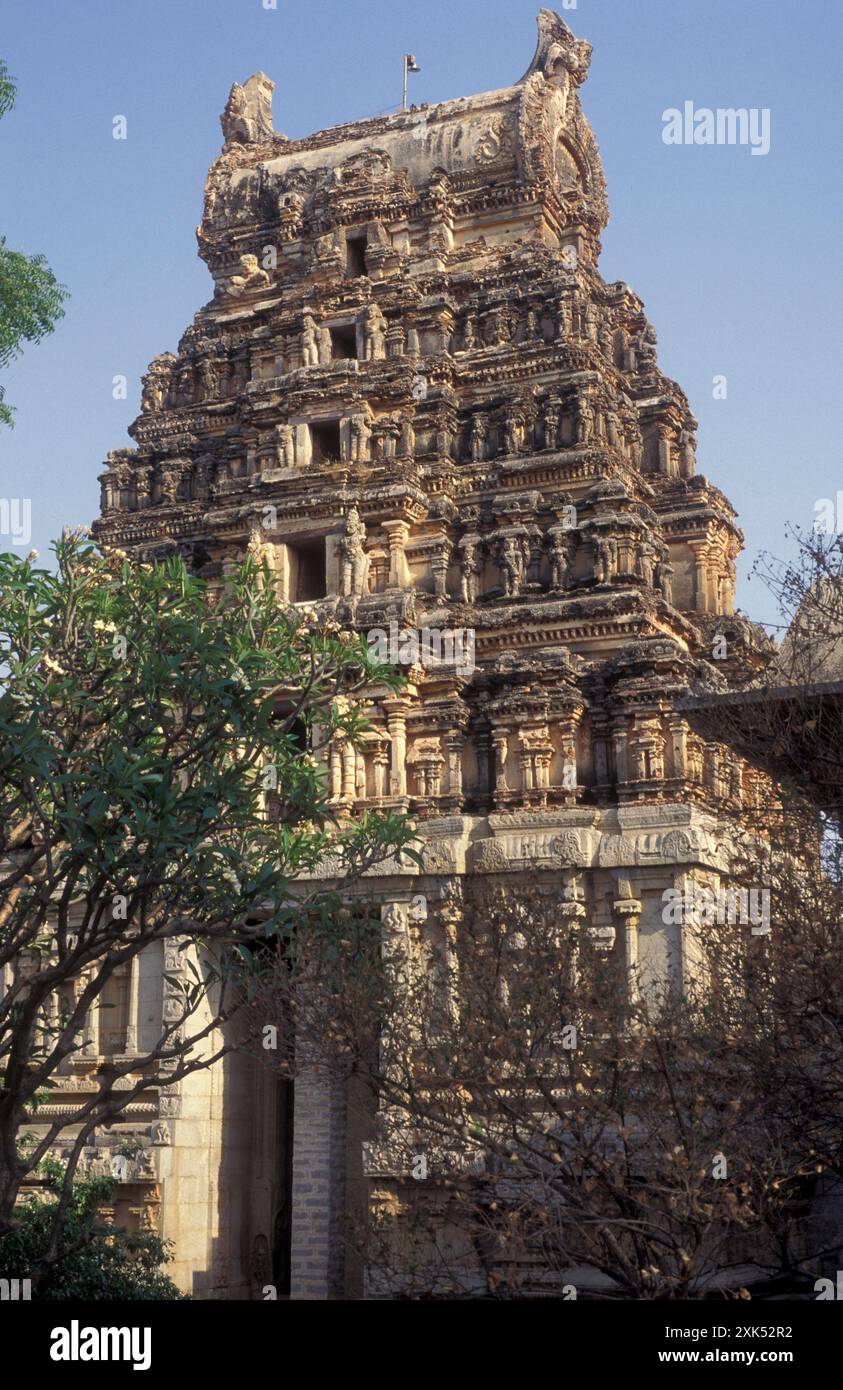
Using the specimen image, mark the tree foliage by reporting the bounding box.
[0,1160,184,1299]
[0,533,416,1275]
[0,59,68,427]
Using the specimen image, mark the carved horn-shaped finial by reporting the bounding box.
[517,9,592,87]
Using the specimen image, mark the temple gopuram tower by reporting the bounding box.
[94,11,769,1297]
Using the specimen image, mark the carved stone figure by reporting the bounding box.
[470,414,488,462]
[460,540,481,603]
[503,412,524,456]
[349,413,372,462]
[637,539,656,587]
[301,314,319,367]
[398,412,416,459]
[499,536,527,597]
[273,422,295,469]
[339,506,369,597]
[220,72,275,146]
[225,254,271,297]
[360,303,387,362]
[198,357,217,402]
[317,324,333,365]
[655,551,674,604]
[543,398,561,451]
[576,392,594,444]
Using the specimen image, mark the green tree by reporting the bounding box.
[0,532,415,1277]
[0,1159,185,1299]
[0,59,68,427]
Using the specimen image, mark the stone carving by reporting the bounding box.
[474,116,516,165]
[225,254,271,297]
[301,314,319,367]
[576,390,594,444]
[141,354,176,414]
[459,538,481,603]
[273,422,295,469]
[349,412,372,462]
[660,829,694,862]
[498,535,528,597]
[360,304,387,361]
[470,414,488,462]
[220,72,275,146]
[550,830,582,867]
[338,505,369,597]
[474,839,510,873]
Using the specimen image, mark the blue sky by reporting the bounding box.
[2,0,842,630]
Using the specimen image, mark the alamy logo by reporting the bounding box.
[0,1278,31,1300]
[662,102,771,156]
[662,885,771,936]
[50,1321,151,1372]
[0,498,32,546]
[368,621,476,677]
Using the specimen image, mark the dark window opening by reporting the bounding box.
[309,421,341,466]
[345,233,368,279]
[330,324,358,360]
[289,536,327,602]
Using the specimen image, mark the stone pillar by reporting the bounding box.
[669,719,688,780]
[82,973,99,1057]
[445,734,464,798]
[341,742,356,802]
[383,521,411,589]
[431,547,449,600]
[384,701,408,797]
[328,744,343,801]
[613,894,643,998]
[689,542,709,614]
[612,726,629,784]
[559,716,580,795]
[657,427,673,476]
[438,891,462,1029]
[124,953,140,1054]
[373,744,389,799]
[289,1069,347,1300]
[703,744,719,797]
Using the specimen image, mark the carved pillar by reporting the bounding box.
[438,890,462,1029]
[329,745,343,801]
[559,714,580,796]
[431,546,450,600]
[341,742,356,802]
[657,426,673,476]
[383,520,411,589]
[688,542,710,614]
[613,889,643,995]
[703,744,719,797]
[669,719,688,780]
[81,972,99,1057]
[373,743,389,799]
[612,726,629,785]
[385,701,409,798]
[124,953,140,1054]
[445,734,464,799]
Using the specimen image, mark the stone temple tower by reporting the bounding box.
[93,11,769,1296]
